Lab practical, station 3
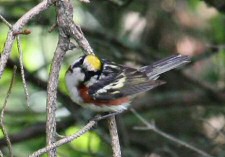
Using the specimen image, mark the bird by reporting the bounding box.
[65,54,190,113]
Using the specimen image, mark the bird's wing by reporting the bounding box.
[89,63,164,100]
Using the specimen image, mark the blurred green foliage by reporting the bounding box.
[0,0,225,157]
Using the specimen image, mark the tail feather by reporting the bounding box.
[140,54,190,80]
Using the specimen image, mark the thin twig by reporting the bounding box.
[0,0,53,79]
[69,23,94,55]
[16,36,30,108]
[0,66,17,157]
[0,14,12,28]
[29,120,97,157]
[131,108,214,157]
[48,23,57,33]
[107,116,122,157]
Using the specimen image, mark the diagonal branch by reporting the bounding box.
[30,120,97,157]
[0,118,74,148]
[131,108,214,157]
[0,0,53,79]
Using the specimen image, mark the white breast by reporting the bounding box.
[65,68,84,103]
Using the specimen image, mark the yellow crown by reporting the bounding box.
[85,55,102,71]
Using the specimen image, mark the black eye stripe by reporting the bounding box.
[72,62,82,69]
[72,55,86,69]
[83,70,101,82]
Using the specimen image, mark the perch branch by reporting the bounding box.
[108,116,122,157]
[29,120,97,157]
[0,15,12,28]
[1,15,30,109]
[0,118,74,148]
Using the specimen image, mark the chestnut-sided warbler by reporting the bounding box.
[65,54,190,112]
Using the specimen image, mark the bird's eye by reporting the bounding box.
[72,63,79,69]
[72,56,86,69]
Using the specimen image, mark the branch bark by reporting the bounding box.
[45,0,73,156]
[108,116,122,157]
[0,0,52,79]
[46,35,69,156]
[30,120,96,157]
[0,119,74,148]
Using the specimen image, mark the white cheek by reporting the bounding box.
[65,68,85,103]
[66,68,84,85]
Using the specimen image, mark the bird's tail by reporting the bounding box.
[140,54,190,80]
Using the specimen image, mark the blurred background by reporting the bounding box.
[0,0,225,156]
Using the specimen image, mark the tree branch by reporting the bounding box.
[29,119,97,157]
[45,0,73,155]
[16,36,30,108]
[0,119,74,148]
[0,0,53,79]
[46,35,69,156]
[108,117,122,157]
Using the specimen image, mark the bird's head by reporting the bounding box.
[66,54,103,85]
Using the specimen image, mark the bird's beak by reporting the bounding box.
[66,66,73,74]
